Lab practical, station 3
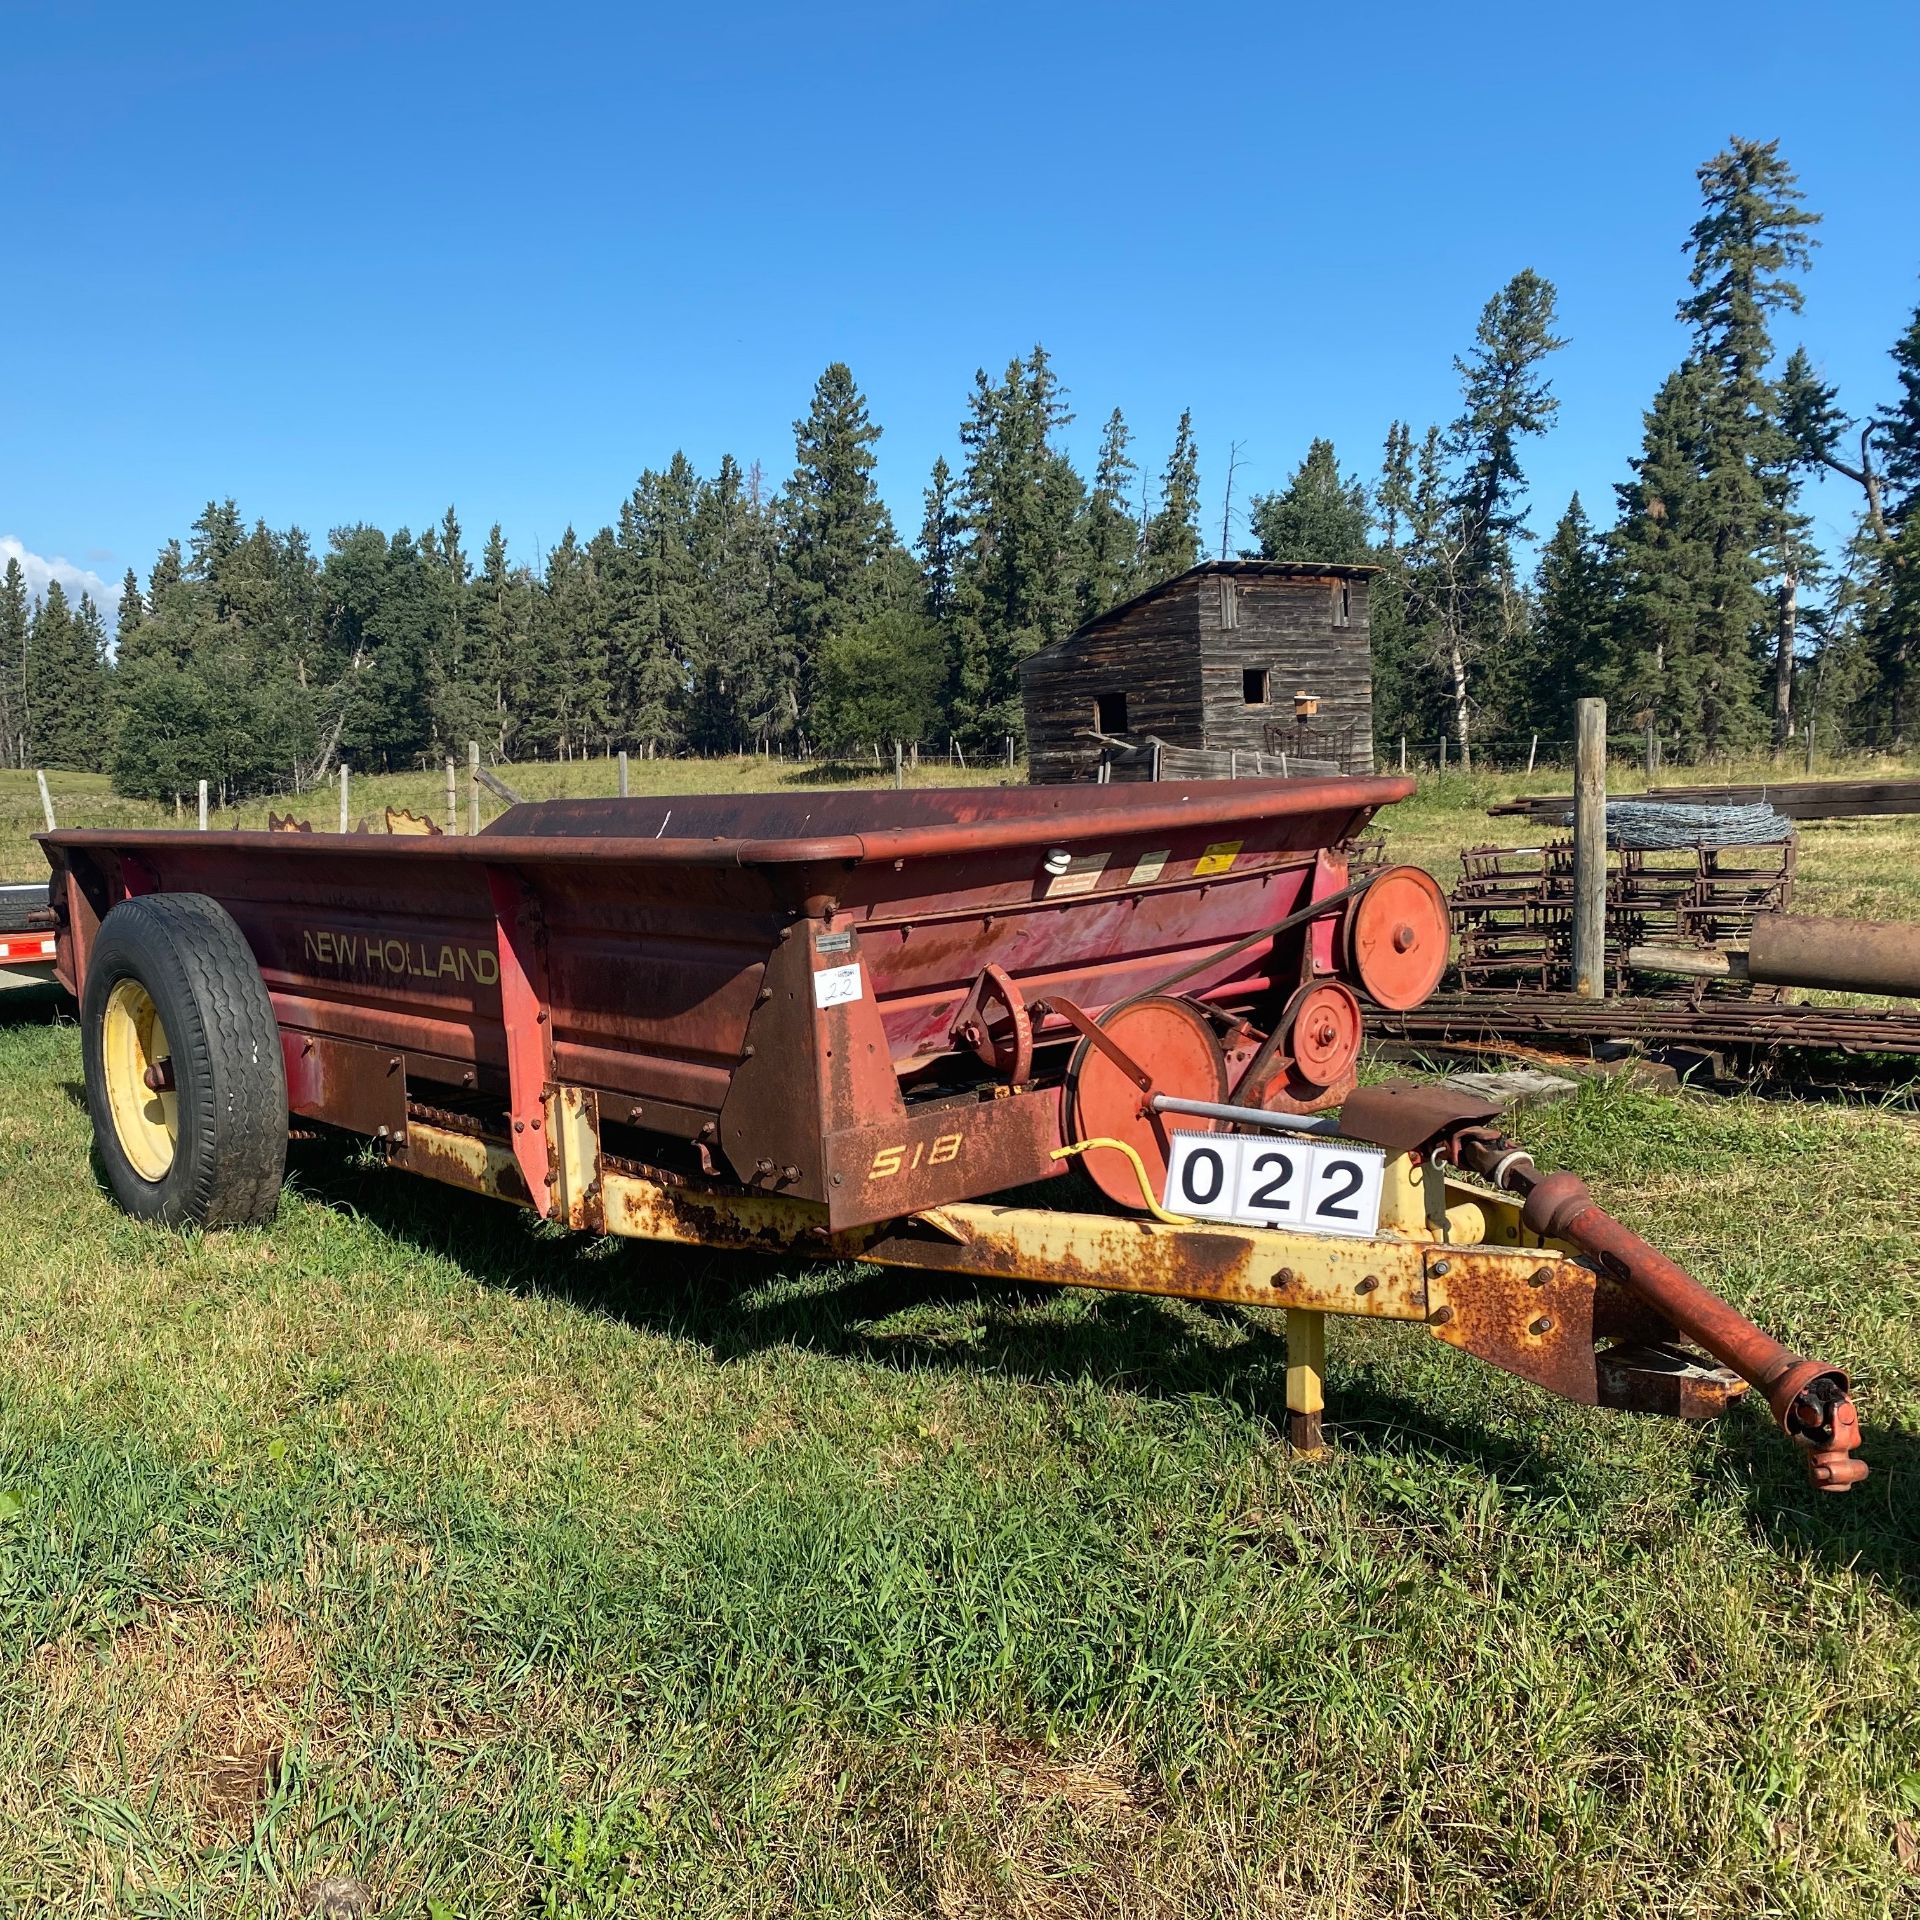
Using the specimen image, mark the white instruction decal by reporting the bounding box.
[812,962,864,1009]
[1045,851,1110,898]
[1128,849,1170,886]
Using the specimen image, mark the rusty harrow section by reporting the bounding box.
[1450,838,1794,996]
[1375,992,1920,1061]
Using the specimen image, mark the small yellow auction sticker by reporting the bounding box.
[1194,839,1243,877]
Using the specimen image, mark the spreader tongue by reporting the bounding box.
[1339,1080,1869,1492]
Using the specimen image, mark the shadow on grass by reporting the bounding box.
[0,982,71,1028]
[273,1131,1920,1577]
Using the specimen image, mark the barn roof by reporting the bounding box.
[1035,558,1381,660]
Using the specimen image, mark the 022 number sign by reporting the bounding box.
[1162,1131,1386,1239]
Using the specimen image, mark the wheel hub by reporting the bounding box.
[102,978,179,1182]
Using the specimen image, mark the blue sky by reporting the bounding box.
[3,0,1915,614]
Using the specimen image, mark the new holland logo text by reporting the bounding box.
[302,928,500,986]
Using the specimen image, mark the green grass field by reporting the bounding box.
[2,761,1918,1915]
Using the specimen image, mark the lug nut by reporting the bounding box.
[1529,1315,1555,1337]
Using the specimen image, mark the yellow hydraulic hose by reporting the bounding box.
[1051,1137,1196,1225]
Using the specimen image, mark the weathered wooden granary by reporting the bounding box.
[1020,560,1377,783]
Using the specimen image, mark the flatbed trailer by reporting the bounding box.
[0,880,58,990]
[36,781,1866,1489]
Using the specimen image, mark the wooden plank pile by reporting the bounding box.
[1488,776,1920,822]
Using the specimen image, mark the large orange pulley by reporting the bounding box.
[1062,995,1229,1209]
[1343,865,1450,1010]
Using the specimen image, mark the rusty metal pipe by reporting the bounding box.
[1449,1132,1867,1491]
[1747,913,1920,999]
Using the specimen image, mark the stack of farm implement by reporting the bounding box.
[1449,835,1794,999]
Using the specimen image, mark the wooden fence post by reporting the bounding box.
[198,779,209,830]
[1527,733,1538,775]
[35,770,55,831]
[1398,735,1407,774]
[339,764,350,834]
[1437,734,1447,776]
[468,743,480,835]
[1573,698,1607,999]
[618,749,629,797]
[1644,717,1657,783]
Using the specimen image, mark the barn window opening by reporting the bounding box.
[1094,690,1129,734]
[1242,668,1270,706]
[1332,581,1352,627]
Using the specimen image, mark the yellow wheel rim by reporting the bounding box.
[102,978,179,1182]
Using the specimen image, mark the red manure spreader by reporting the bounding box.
[37,778,1865,1487]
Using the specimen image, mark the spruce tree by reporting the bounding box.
[1881,300,1920,520]
[1521,495,1616,727]
[1081,408,1139,615]
[1248,439,1372,563]
[0,557,26,768]
[689,453,779,750]
[917,455,962,626]
[148,539,185,608]
[24,581,109,770]
[1367,422,1442,744]
[1613,364,1725,746]
[1779,345,1887,542]
[610,456,700,752]
[1677,136,1820,748]
[1141,409,1201,583]
[949,348,1087,748]
[779,364,895,733]
[116,568,144,648]
[1440,270,1566,762]
[526,529,613,759]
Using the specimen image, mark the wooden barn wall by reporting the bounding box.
[1194,575,1375,773]
[1019,578,1206,782]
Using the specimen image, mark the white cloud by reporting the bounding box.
[0,536,121,615]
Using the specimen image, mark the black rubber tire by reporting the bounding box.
[0,881,49,933]
[82,892,288,1227]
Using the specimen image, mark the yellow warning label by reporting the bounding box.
[1194,840,1243,877]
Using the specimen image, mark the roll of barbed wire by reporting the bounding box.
[1534,800,1794,848]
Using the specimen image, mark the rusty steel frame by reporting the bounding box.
[387,1094,1752,1454]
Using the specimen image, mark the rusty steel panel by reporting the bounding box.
[1424,1246,1600,1404]
[282,1030,408,1141]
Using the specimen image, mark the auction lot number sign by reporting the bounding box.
[1162,1131,1386,1238]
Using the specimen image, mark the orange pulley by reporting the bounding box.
[1343,865,1450,1010]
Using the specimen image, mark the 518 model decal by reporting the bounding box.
[869,1133,963,1180]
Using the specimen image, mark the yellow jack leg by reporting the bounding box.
[1286,1307,1327,1454]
